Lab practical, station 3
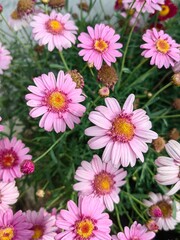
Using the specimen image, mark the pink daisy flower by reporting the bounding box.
[0,181,19,211]
[73,154,127,211]
[25,71,86,133]
[0,209,33,240]
[85,94,158,167]
[0,42,12,75]
[143,192,180,231]
[140,28,180,69]
[0,116,4,132]
[155,140,180,196]
[25,208,57,240]
[0,137,32,182]
[56,196,112,240]
[78,23,123,70]
[30,10,78,51]
[123,0,164,13]
[112,221,155,240]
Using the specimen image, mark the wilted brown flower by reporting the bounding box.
[78,2,89,12]
[11,9,21,20]
[97,64,118,89]
[17,0,35,16]
[169,128,180,140]
[67,70,84,89]
[48,0,65,8]
[152,137,166,153]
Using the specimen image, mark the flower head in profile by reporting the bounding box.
[31,10,78,51]
[0,116,4,132]
[85,94,158,167]
[158,0,178,21]
[25,208,57,240]
[0,209,33,239]
[0,181,19,211]
[78,23,123,70]
[155,140,180,195]
[140,28,180,69]
[56,196,112,240]
[26,71,86,133]
[143,192,180,231]
[8,9,31,31]
[0,137,32,182]
[0,42,12,75]
[73,154,127,211]
[123,0,165,13]
[112,221,155,240]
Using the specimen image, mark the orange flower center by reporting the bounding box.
[156,39,170,54]
[94,39,108,52]
[47,91,66,111]
[32,226,44,239]
[46,19,63,34]
[94,172,114,195]
[0,227,14,240]
[159,5,170,17]
[111,117,135,142]
[1,153,16,168]
[76,219,94,239]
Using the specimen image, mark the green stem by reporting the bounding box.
[122,191,147,207]
[34,132,70,163]
[143,82,172,109]
[115,205,124,232]
[151,114,180,119]
[59,51,69,71]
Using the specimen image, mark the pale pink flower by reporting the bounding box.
[140,28,180,69]
[155,140,180,195]
[0,117,4,132]
[0,181,19,211]
[56,196,112,240]
[0,137,32,182]
[25,208,57,240]
[85,94,158,167]
[25,71,86,133]
[31,10,78,51]
[73,154,127,211]
[8,12,32,32]
[78,23,123,70]
[123,0,164,13]
[143,192,180,231]
[0,209,33,240]
[112,221,155,240]
[0,42,12,75]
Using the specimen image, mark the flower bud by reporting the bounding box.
[21,160,35,174]
[146,219,159,232]
[98,86,110,97]
[172,72,180,86]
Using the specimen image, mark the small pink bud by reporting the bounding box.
[21,160,35,174]
[149,205,163,217]
[98,86,110,97]
[146,219,159,232]
[0,4,3,13]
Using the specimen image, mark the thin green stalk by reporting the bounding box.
[34,132,70,163]
[59,51,69,71]
[151,114,180,119]
[115,205,124,232]
[122,191,147,207]
[143,81,172,109]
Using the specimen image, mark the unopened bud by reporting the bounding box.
[98,86,110,97]
[0,4,3,13]
[21,160,35,174]
[146,219,159,232]
[172,72,180,86]
[36,189,45,198]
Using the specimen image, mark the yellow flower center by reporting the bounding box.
[94,172,113,194]
[32,226,44,239]
[94,39,108,52]
[46,19,63,34]
[157,201,172,218]
[48,91,66,111]
[112,117,135,142]
[159,5,170,17]
[156,39,170,54]
[0,227,14,240]
[1,153,16,168]
[76,219,94,239]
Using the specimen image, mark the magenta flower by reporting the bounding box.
[155,140,180,195]
[0,42,12,75]
[73,154,127,211]
[0,116,4,132]
[0,209,33,240]
[143,192,180,231]
[25,208,57,240]
[85,94,158,167]
[112,221,155,240]
[78,23,123,70]
[31,10,78,51]
[0,137,32,182]
[56,196,112,240]
[140,28,180,69]
[0,181,19,211]
[123,0,165,13]
[25,71,86,133]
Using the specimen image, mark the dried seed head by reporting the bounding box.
[48,0,65,8]
[169,128,180,140]
[172,98,180,110]
[78,2,89,12]
[17,0,35,16]
[172,72,180,86]
[67,70,84,89]
[152,137,166,153]
[97,64,118,89]
[98,86,110,97]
